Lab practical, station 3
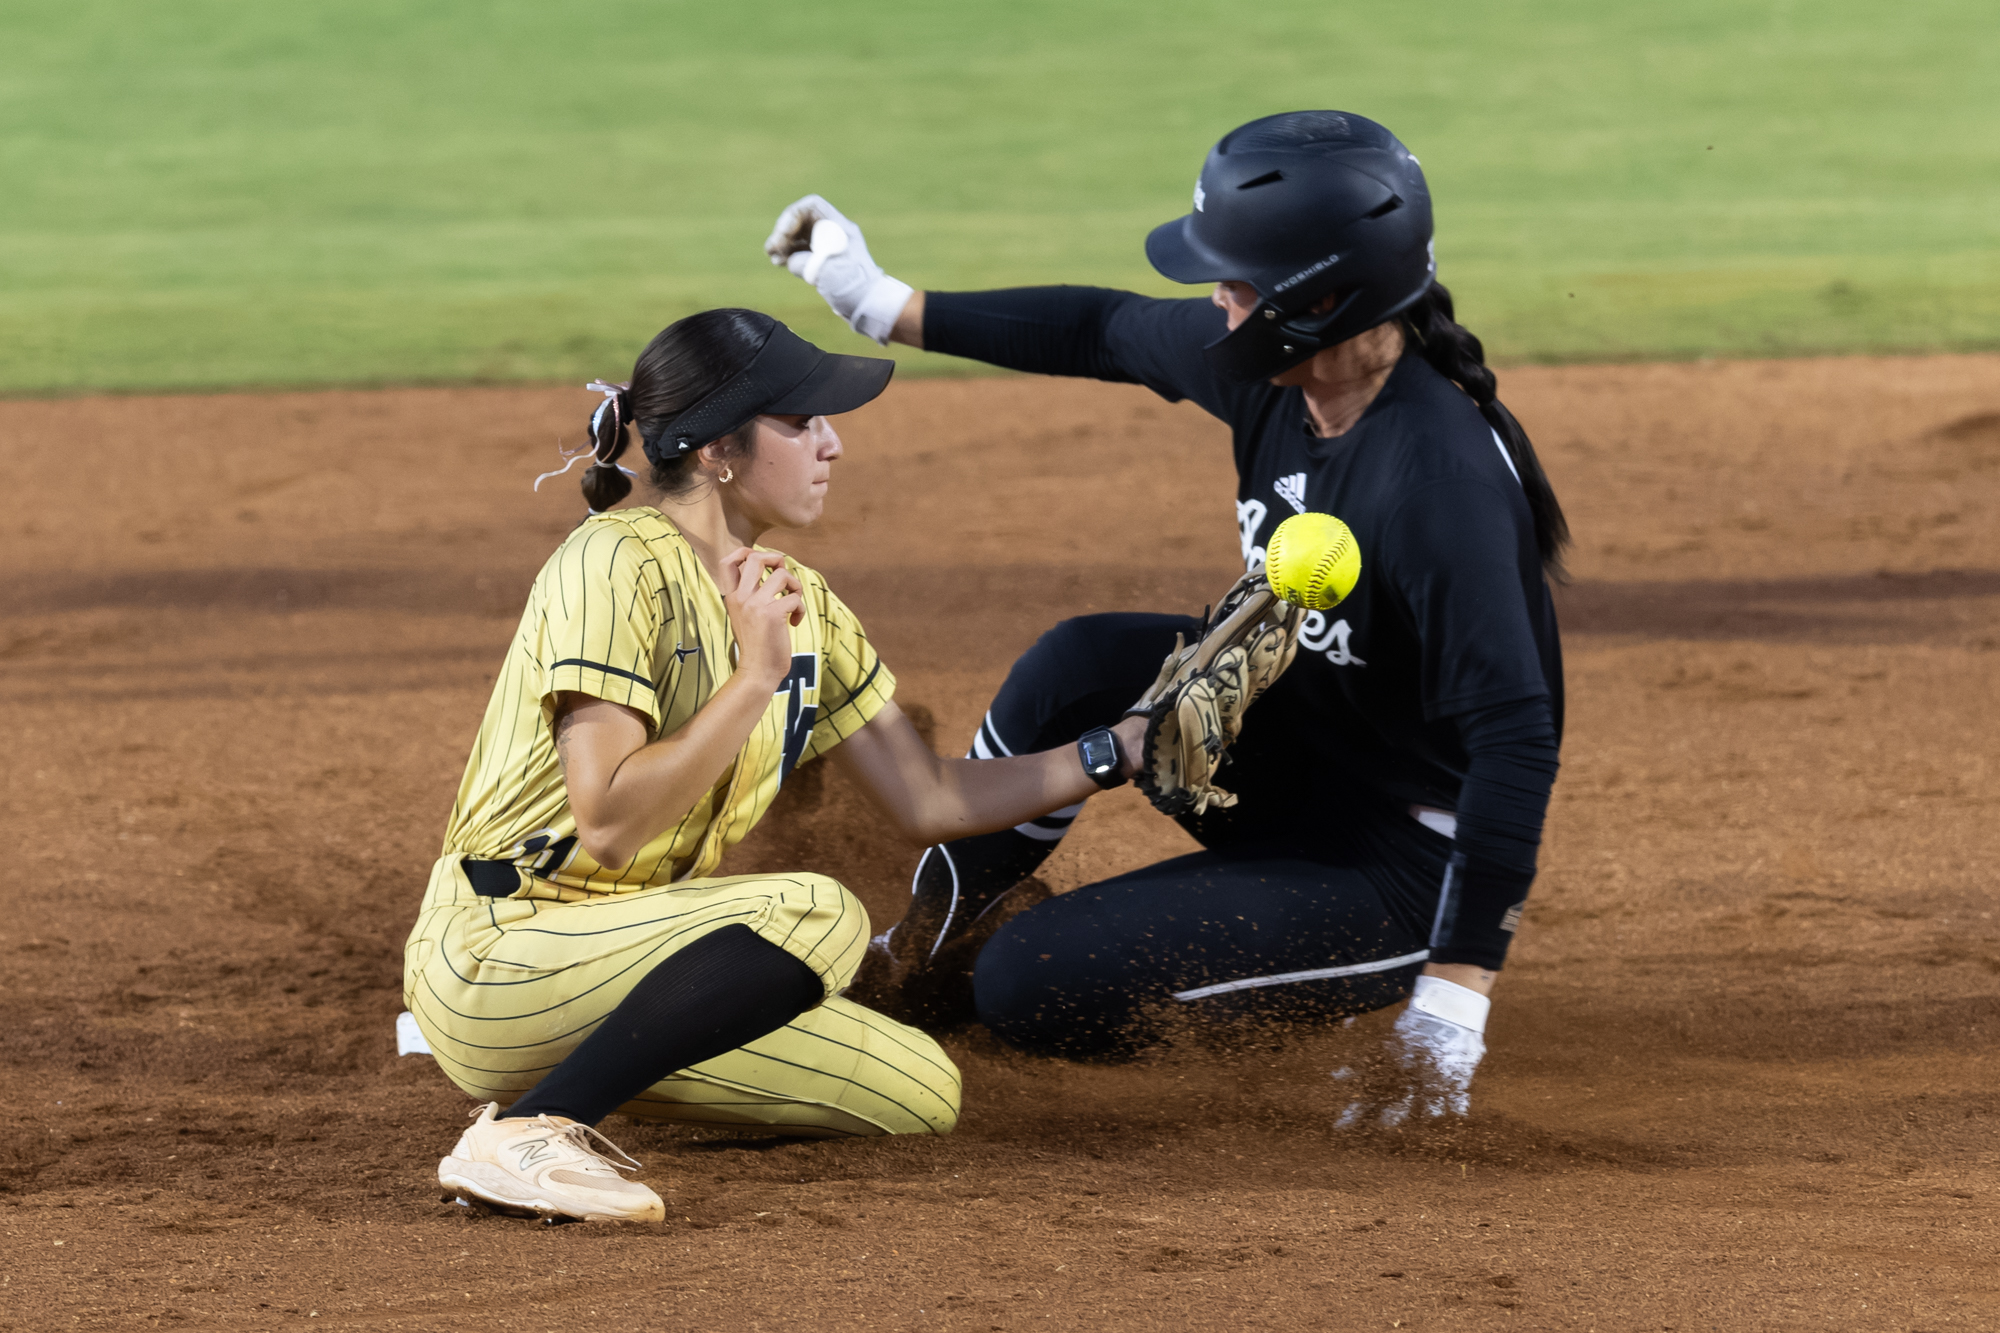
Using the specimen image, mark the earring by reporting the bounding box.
[717,466,734,484]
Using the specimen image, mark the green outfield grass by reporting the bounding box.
[1,0,1995,393]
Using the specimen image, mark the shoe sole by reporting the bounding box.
[438,1158,660,1224]
[446,1193,581,1224]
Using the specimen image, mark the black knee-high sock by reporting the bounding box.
[502,925,823,1126]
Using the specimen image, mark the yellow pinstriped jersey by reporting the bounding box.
[442,507,894,897]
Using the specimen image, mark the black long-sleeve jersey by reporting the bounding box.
[926,285,1563,969]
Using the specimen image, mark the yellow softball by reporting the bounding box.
[1265,512,1361,610]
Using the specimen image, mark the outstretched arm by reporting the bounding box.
[829,701,1146,847]
[765,195,1233,405]
[1340,639,1559,1125]
[887,289,925,348]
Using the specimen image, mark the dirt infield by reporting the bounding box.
[3,356,1997,1330]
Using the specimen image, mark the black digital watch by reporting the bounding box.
[1077,726,1127,790]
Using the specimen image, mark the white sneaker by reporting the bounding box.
[438,1103,665,1223]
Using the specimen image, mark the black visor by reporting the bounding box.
[642,320,894,462]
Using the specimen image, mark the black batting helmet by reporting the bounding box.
[1145,111,1435,382]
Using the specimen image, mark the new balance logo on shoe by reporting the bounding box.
[1273,472,1308,515]
[439,1103,666,1223]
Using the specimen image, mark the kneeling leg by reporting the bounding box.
[887,614,1195,991]
[504,924,822,1125]
[973,850,1430,1061]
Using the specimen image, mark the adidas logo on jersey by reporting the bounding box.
[1273,473,1308,515]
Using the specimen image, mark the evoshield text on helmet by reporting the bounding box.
[1145,111,1436,383]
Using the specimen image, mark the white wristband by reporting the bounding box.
[850,275,915,345]
[1409,974,1490,1034]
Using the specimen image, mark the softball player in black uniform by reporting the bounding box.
[769,112,1566,1121]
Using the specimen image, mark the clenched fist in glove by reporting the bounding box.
[764,196,914,345]
[1335,974,1490,1128]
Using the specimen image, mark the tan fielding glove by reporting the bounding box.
[1126,571,1303,817]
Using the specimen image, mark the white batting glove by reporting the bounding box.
[764,195,914,345]
[1334,975,1489,1128]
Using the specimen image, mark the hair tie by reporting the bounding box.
[584,379,630,450]
[533,380,639,492]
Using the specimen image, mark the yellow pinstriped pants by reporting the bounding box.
[403,857,960,1138]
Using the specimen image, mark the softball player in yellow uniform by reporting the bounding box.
[406,309,1148,1222]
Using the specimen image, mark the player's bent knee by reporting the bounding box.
[972,921,1142,1063]
[1032,614,1104,656]
[1019,614,1128,677]
[996,616,1104,700]
[749,872,872,998]
[836,1006,962,1136]
[863,1081,960,1137]
[823,999,962,1136]
[815,880,872,991]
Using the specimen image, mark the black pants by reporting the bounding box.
[966,614,1449,1061]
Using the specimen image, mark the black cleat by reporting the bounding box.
[855,838,1054,1026]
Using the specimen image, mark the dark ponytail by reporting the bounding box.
[580,308,770,509]
[579,383,636,512]
[1402,283,1571,581]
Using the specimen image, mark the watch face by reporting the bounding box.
[1081,730,1115,773]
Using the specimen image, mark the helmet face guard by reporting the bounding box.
[1145,111,1437,383]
